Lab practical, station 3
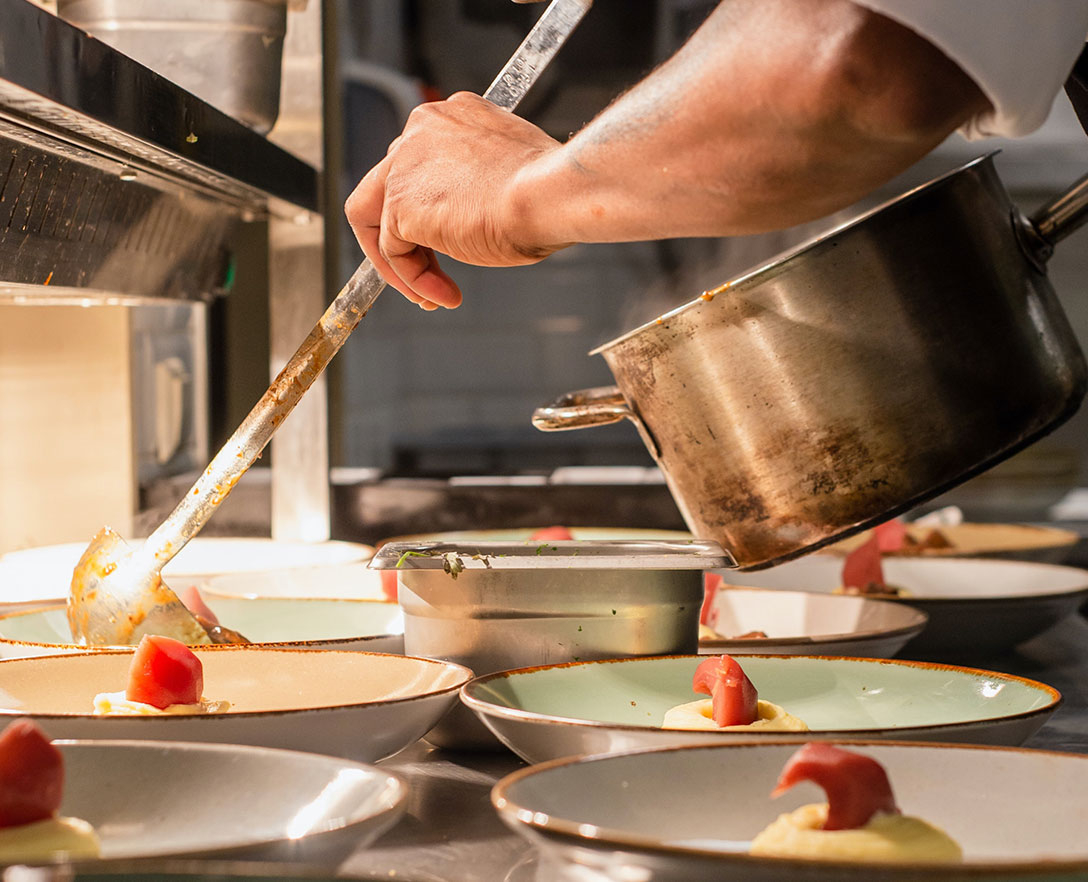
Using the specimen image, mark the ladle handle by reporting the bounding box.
[137,0,595,573]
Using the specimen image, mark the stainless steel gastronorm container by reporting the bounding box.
[371,539,731,749]
[57,0,290,132]
[535,155,1088,570]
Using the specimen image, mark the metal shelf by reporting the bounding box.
[0,0,319,302]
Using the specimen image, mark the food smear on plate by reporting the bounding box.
[0,718,100,861]
[699,626,769,640]
[93,634,230,716]
[750,742,962,862]
[661,654,807,731]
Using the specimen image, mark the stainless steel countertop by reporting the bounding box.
[347,612,1088,881]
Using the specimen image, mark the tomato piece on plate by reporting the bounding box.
[380,569,399,603]
[692,654,758,726]
[528,526,575,540]
[0,718,63,828]
[841,530,885,591]
[873,518,910,552]
[771,742,899,830]
[700,572,723,626]
[126,634,204,708]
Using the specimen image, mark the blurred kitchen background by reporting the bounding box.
[4,0,1088,553]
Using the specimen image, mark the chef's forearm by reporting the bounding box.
[507,0,990,248]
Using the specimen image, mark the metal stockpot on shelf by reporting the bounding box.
[534,154,1088,571]
[57,0,294,133]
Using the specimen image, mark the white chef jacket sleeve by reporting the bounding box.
[852,0,1088,139]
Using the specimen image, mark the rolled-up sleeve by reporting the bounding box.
[853,0,1088,139]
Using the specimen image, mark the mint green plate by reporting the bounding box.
[0,596,404,657]
[461,655,1059,763]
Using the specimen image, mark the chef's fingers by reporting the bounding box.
[345,159,421,303]
[379,236,464,310]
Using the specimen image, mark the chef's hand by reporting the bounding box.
[345,92,568,310]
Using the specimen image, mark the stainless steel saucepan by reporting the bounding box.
[533,154,1088,570]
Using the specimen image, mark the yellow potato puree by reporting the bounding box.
[93,691,230,715]
[662,699,808,731]
[750,803,962,862]
[0,816,100,862]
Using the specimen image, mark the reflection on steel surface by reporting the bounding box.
[0,0,316,213]
[0,124,235,302]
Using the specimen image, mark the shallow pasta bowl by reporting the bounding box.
[492,741,1088,881]
[0,596,404,659]
[461,655,1059,764]
[712,556,1088,655]
[0,648,471,762]
[698,589,926,657]
[22,739,407,866]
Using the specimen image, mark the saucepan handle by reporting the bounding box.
[532,386,633,430]
[1034,57,1088,247]
[1028,175,1088,248]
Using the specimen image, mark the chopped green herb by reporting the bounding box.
[395,550,431,568]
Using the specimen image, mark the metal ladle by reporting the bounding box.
[67,0,594,646]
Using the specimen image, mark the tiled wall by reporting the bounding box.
[337,239,670,472]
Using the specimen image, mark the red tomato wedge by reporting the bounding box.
[841,530,884,591]
[771,742,899,830]
[380,569,399,603]
[126,634,204,709]
[0,718,63,828]
[528,526,575,540]
[692,654,758,726]
[699,572,723,626]
[873,518,910,552]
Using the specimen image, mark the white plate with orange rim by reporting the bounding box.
[0,538,377,610]
[0,648,471,763]
[29,738,408,866]
[492,741,1088,881]
[709,556,1088,656]
[698,588,927,658]
[460,654,1060,765]
[0,596,404,659]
